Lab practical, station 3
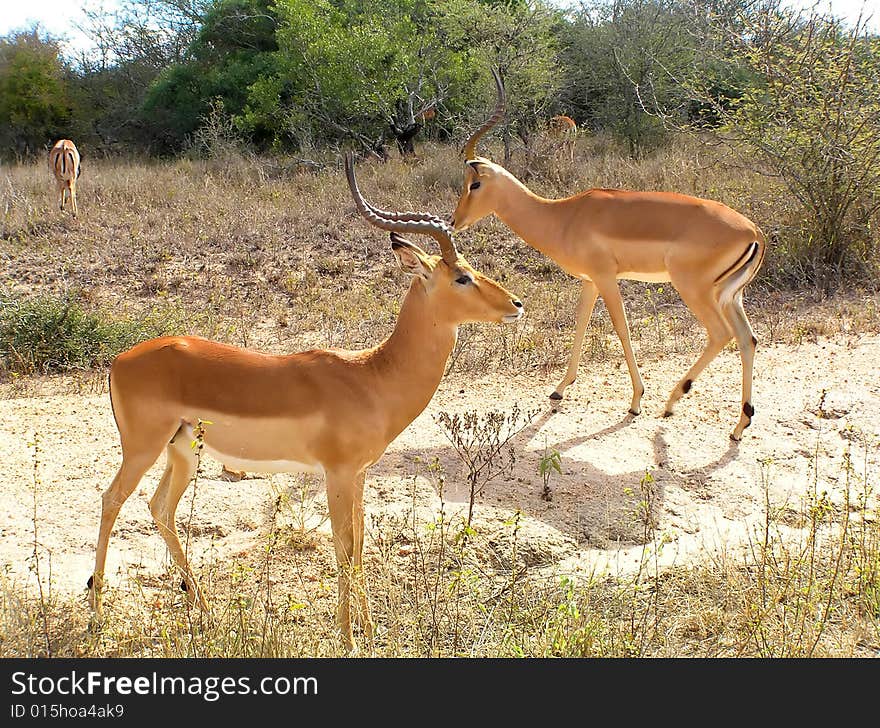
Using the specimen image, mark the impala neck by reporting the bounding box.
[370,279,457,428]
[493,171,568,260]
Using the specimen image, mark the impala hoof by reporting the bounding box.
[662,410,673,418]
[87,615,104,634]
[629,408,641,416]
[549,392,563,401]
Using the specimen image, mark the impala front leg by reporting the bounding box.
[326,468,358,652]
[598,279,645,415]
[551,280,598,401]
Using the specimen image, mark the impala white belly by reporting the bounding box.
[616,270,672,283]
[180,410,327,475]
[203,445,325,476]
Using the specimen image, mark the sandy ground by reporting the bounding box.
[1,333,879,602]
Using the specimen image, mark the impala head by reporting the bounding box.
[345,154,522,325]
[452,68,508,232]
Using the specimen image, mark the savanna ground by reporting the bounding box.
[1,137,879,657]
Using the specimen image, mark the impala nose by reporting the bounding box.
[503,299,524,322]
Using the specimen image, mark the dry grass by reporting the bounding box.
[3,138,879,392]
[1,136,879,657]
[2,429,878,657]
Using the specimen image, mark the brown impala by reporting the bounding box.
[548,114,577,163]
[48,139,81,216]
[87,154,523,651]
[452,70,765,441]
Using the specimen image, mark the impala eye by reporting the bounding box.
[455,274,472,285]
[469,181,481,191]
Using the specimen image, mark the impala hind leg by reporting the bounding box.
[663,283,732,418]
[69,181,78,217]
[551,280,598,401]
[148,425,208,611]
[89,453,160,619]
[326,468,361,652]
[597,279,645,415]
[724,292,757,441]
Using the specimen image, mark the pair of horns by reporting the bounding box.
[345,153,459,266]
[462,67,506,160]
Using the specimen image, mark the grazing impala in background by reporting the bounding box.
[452,71,766,441]
[48,139,81,216]
[548,114,577,163]
[88,154,523,651]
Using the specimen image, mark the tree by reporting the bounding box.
[70,0,214,152]
[239,0,463,157]
[141,0,280,152]
[688,4,880,288]
[438,0,561,164]
[558,0,697,156]
[0,29,72,158]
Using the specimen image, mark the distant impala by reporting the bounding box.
[48,139,81,216]
[548,114,577,163]
[452,71,766,440]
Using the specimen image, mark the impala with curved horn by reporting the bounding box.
[453,71,765,440]
[87,153,523,651]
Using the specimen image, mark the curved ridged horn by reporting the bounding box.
[345,153,458,266]
[462,68,506,160]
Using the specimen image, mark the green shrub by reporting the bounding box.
[0,291,175,374]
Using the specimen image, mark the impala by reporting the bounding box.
[48,139,81,216]
[548,115,577,163]
[87,154,523,650]
[452,71,766,440]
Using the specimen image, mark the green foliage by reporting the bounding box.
[439,0,560,160]
[691,6,880,288]
[538,441,561,502]
[141,0,280,152]
[0,291,177,374]
[558,0,697,156]
[0,30,71,158]
[239,0,457,152]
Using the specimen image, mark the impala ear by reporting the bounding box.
[467,160,490,177]
[390,233,432,279]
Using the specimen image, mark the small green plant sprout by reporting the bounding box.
[539,439,562,502]
[637,467,658,537]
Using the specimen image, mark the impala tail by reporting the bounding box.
[716,227,766,307]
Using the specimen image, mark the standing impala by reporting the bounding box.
[452,71,765,440]
[88,154,523,650]
[548,115,577,163]
[48,139,81,216]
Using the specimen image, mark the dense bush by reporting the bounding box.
[0,291,175,374]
